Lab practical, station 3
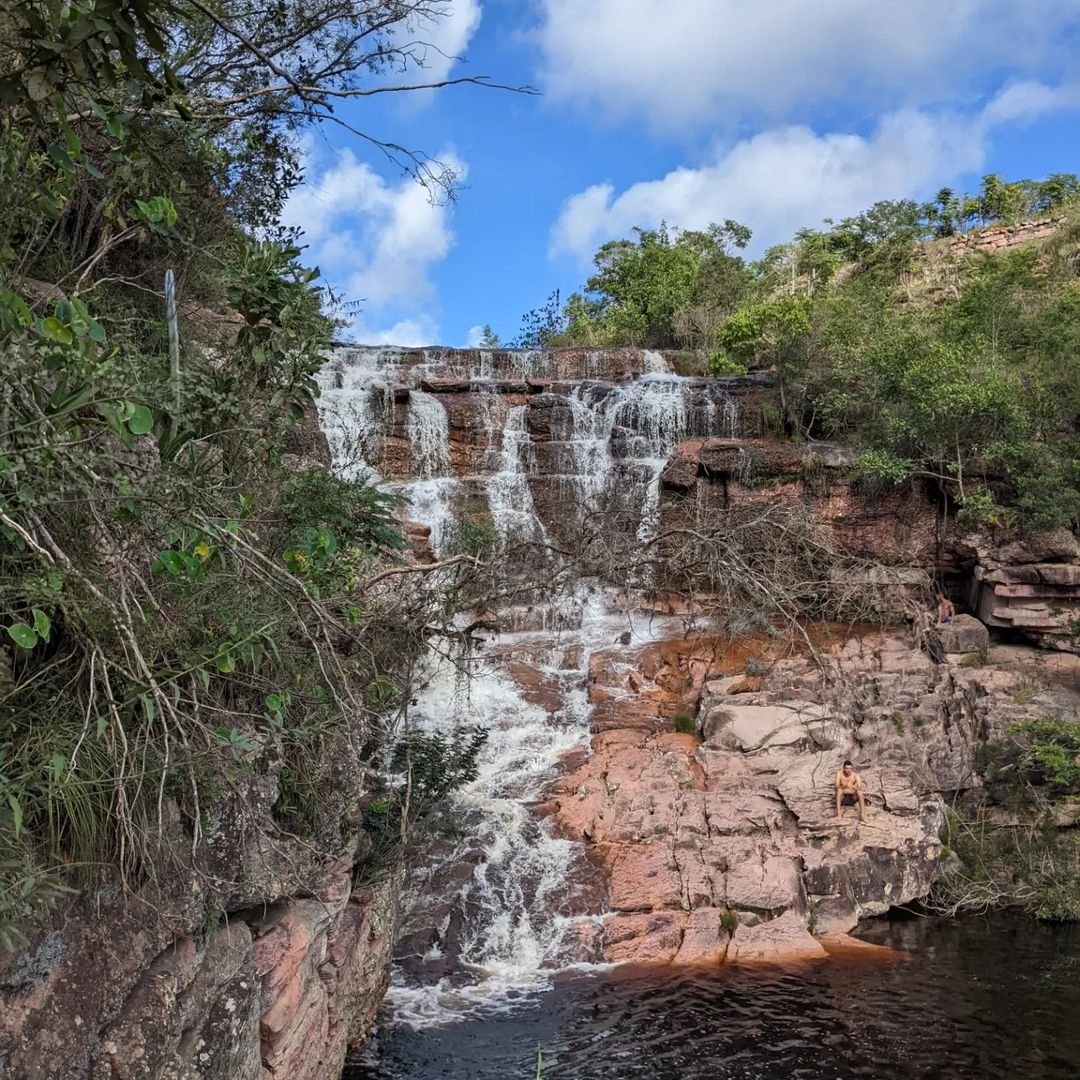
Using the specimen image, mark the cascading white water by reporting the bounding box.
[385,587,714,1028]
[402,477,458,557]
[643,349,669,374]
[316,350,397,481]
[406,390,451,478]
[316,345,757,1033]
[487,406,545,546]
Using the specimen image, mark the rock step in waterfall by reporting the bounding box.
[317,345,753,558]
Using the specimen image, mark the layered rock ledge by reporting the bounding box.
[548,629,1058,966]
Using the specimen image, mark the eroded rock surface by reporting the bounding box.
[550,630,1056,965]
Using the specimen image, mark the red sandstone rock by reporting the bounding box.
[727,911,827,964]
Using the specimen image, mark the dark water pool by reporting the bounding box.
[345,915,1080,1080]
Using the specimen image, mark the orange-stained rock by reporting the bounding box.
[727,912,827,964]
[602,911,687,964]
[673,908,732,965]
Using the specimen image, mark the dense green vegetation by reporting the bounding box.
[515,175,1080,531]
[0,0,496,947]
[934,717,1080,922]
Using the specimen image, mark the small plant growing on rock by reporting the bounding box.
[672,713,695,735]
[745,656,768,677]
[960,645,991,668]
[719,907,739,935]
[805,896,819,934]
[1011,686,1036,706]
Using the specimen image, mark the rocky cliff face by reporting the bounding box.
[319,344,1080,646]
[546,627,1059,965]
[0,417,403,1080]
[0,775,401,1080]
[7,342,1076,1075]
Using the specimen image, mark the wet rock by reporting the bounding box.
[727,911,826,964]
[602,911,687,964]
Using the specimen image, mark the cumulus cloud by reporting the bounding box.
[408,0,483,86]
[464,324,486,347]
[281,147,466,344]
[549,82,1080,262]
[533,0,1079,128]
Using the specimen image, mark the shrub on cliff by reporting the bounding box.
[0,0,519,948]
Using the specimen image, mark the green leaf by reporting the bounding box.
[40,317,73,345]
[7,623,38,649]
[127,404,153,435]
[26,67,51,102]
[216,651,236,674]
[47,143,75,174]
[8,794,22,838]
[31,608,51,643]
[141,695,156,723]
[50,753,67,784]
[152,549,185,576]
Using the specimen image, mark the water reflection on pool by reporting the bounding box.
[346,915,1080,1080]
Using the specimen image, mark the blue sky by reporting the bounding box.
[281,0,1080,347]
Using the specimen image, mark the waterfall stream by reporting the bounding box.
[316,346,750,1026]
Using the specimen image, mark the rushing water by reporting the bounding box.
[347,914,1080,1079]
[316,345,744,555]
[383,592,710,1026]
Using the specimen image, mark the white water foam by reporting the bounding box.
[406,390,451,478]
[385,647,593,1027]
[643,349,669,374]
[487,406,546,546]
[400,477,459,558]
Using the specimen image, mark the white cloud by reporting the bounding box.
[534,0,1079,128]
[549,83,1080,263]
[356,316,442,347]
[464,323,485,347]
[408,0,483,85]
[281,147,466,344]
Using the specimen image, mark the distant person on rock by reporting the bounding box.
[936,593,955,624]
[835,760,866,823]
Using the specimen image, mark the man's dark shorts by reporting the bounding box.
[841,793,859,807]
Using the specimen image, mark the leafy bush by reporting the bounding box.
[707,351,749,376]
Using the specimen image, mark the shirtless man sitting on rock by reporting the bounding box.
[835,760,866,823]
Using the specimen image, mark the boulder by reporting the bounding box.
[727,911,827,964]
[938,614,989,654]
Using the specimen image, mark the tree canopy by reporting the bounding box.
[508,172,1080,532]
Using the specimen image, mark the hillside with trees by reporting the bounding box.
[514,176,1080,533]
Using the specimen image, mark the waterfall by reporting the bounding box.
[406,390,451,478]
[314,345,767,1033]
[611,376,690,456]
[635,458,667,551]
[643,349,668,374]
[384,589,724,1028]
[487,406,544,546]
[386,644,594,1027]
[402,477,458,558]
[316,351,395,481]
